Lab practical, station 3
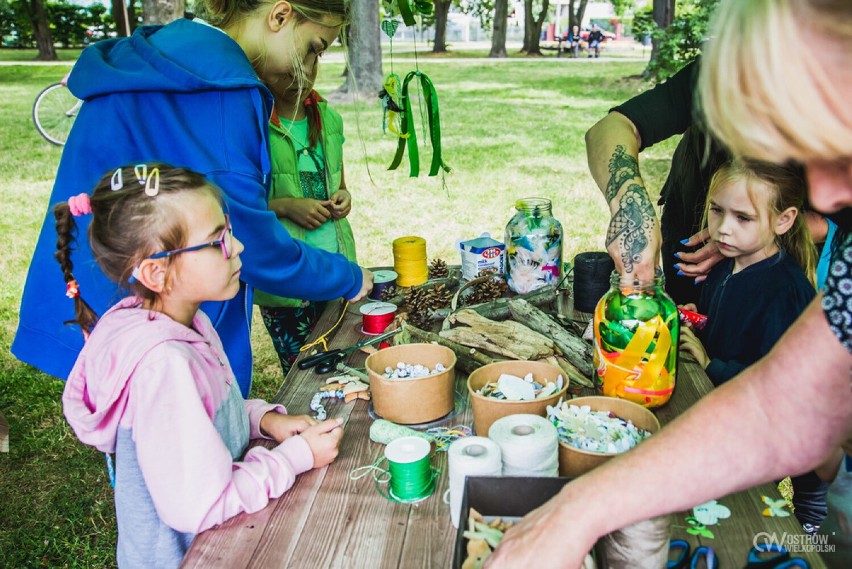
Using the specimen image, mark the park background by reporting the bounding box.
[0,0,715,566]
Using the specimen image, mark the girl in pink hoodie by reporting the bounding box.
[57,164,344,568]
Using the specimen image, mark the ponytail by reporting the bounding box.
[53,198,99,337]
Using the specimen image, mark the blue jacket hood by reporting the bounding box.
[69,21,260,99]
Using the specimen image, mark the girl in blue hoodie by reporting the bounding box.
[13,0,373,397]
[59,164,345,568]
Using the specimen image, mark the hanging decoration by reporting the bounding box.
[379,0,450,178]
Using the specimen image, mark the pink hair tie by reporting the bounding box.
[68,193,92,217]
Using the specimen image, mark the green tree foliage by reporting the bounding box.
[645,0,718,82]
[1,0,132,48]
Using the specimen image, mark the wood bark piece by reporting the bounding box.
[509,298,594,377]
[401,323,497,373]
[544,356,595,389]
[442,309,556,360]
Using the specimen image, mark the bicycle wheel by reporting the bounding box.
[33,83,81,146]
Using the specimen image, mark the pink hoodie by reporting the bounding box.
[63,296,314,536]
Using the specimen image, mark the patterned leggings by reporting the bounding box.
[259,302,327,376]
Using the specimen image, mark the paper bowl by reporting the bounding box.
[556,396,661,478]
[366,343,457,425]
[467,360,568,436]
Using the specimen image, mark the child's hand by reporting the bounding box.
[329,189,351,219]
[679,327,710,368]
[284,198,333,230]
[301,418,345,468]
[674,229,724,284]
[678,303,698,331]
[260,412,318,443]
[346,267,374,302]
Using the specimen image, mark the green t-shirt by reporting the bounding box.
[278,117,338,254]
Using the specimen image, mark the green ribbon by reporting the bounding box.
[396,0,416,26]
[389,70,450,177]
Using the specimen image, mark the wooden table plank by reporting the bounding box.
[0,408,8,453]
[184,295,827,568]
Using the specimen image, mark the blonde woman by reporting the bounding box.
[486,1,852,567]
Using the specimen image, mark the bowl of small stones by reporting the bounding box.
[547,395,660,477]
[467,360,568,436]
[365,343,457,424]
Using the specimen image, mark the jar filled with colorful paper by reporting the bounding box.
[504,198,563,294]
[593,272,678,408]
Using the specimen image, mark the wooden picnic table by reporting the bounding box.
[182,291,825,569]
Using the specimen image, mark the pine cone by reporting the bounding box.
[465,271,508,305]
[404,287,429,311]
[406,308,432,329]
[427,283,452,310]
[428,258,449,279]
[380,284,398,302]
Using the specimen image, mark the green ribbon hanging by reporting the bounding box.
[388,70,450,177]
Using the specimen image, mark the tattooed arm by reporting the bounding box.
[585,111,661,280]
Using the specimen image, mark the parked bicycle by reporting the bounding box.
[33,73,81,146]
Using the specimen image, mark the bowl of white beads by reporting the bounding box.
[548,396,660,477]
[467,360,567,436]
[366,343,457,424]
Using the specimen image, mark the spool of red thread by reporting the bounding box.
[360,302,397,335]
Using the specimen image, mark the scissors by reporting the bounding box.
[297,328,401,373]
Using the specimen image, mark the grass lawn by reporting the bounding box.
[0,55,679,567]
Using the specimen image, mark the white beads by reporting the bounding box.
[383,361,446,379]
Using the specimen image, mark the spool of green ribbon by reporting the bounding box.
[384,436,436,503]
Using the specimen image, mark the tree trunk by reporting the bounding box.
[142,0,184,24]
[567,0,590,30]
[489,0,508,58]
[29,0,56,61]
[647,0,675,75]
[523,0,550,56]
[432,0,451,53]
[112,0,132,36]
[338,0,382,97]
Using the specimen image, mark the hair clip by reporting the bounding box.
[110,168,123,191]
[67,193,92,217]
[65,280,80,299]
[144,167,160,197]
[134,163,148,185]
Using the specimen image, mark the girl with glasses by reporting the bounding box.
[56,164,344,568]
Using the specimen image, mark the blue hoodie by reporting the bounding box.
[12,19,363,396]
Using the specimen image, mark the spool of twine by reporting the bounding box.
[370,419,432,445]
[393,236,428,287]
[448,437,503,528]
[596,514,672,569]
[384,436,436,503]
[488,414,558,477]
[360,302,397,334]
[573,252,615,313]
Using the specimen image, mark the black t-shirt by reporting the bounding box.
[611,58,729,304]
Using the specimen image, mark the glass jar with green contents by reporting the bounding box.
[504,198,563,294]
[592,272,679,408]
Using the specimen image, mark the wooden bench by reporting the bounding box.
[0,408,8,453]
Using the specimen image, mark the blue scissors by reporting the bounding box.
[668,540,718,569]
[745,543,810,568]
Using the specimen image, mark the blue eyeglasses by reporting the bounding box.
[148,215,234,261]
[129,216,234,284]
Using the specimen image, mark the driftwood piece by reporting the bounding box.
[508,298,594,377]
[435,285,557,324]
[444,309,557,360]
[400,323,497,374]
[544,356,595,389]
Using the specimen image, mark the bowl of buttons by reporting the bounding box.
[366,343,457,424]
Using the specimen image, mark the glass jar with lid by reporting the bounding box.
[504,198,563,294]
[593,272,679,408]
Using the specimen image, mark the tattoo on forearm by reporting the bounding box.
[606,184,656,273]
[605,145,642,203]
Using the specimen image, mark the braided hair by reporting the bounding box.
[53,164,222,336]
